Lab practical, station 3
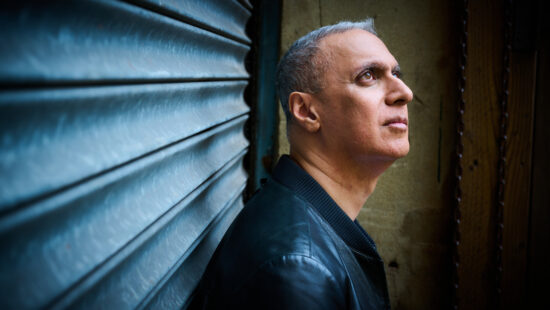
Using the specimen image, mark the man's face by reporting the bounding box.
[313,29,413,164]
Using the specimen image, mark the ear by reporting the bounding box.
[288,91,321,132]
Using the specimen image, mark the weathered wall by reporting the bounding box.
[277,0,457,308]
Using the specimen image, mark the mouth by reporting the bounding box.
[383,117,408,130]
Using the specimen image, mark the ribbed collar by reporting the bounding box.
[271,155,381,259]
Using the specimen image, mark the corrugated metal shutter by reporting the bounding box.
[0,0,252,308]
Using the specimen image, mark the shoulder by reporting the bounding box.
[222,178,345,266]
[223,178,316,257]
[192,178,357,307]
[201,178,348,282]
[209,179,316,272]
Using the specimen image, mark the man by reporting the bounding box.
[190,19,413,309]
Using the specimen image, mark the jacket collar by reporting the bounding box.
[271,155,381,259]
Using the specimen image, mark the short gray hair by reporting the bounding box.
[275,19,377,121]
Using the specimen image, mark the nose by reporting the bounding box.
[385,76,413,106]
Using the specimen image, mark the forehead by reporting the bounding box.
[319,29,397,71]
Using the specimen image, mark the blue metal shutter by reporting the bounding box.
[0,0,251,308]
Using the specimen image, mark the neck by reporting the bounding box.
[289,147,392,220]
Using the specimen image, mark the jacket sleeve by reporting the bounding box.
[226,254,347,310]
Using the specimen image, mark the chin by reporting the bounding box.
[395,147,410,158]
[385,141,410,159]
[356,139,410,163]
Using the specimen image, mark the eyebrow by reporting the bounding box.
[354,62,402,77]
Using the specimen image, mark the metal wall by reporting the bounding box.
[0,0,251,308]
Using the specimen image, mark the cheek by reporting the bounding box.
[350,107,380,136]
[343,105,381,143]
[354,95,383,124]
[347,117,379,152]
[322,89,383,141]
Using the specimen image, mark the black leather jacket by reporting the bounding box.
[190,156,390,309]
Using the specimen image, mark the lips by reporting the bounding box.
[383,117,408,126]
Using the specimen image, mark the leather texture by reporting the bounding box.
[189,156,390,309]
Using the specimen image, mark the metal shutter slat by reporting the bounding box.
[143,196,244,310]
[237,0,253,11]
[53,159,247,309]
[0,117,248,309]
[0,0,249,84]
[0,81,249,210]
[130,0,251,44]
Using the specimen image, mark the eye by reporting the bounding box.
[359,70,375,82]
[392,71,402,79]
